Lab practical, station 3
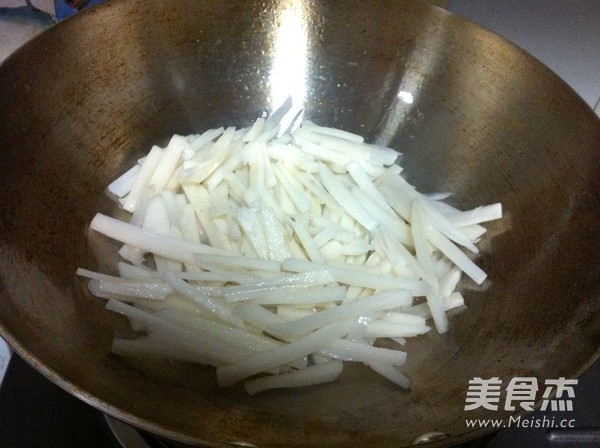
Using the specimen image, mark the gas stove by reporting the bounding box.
[0,354,598,447]
[0,1,599,447]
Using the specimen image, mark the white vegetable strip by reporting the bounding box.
[248,141,266,192]
[179,205,202,244]
[312,217,358,243]
[290,219,325,263]
[316,135,398,167]
[320,241,344,262]
[108,164,140,198]
[301,121,365,143]
[434,256,453,278]
[318,163,378,231]
[163,272,243,328]
[446,203,503,227]
[311,226,336,248]
[267,143,319,172]
[244,360,344,395]
[377,227,427,279]
[283,258,429,294]
[149,135,186,194]
[121,145,163,213]
[232,303,285,330]
[180,127,236,184]
[266,289,414,339]
[321,339,407,366]
[376,174,414,221]
[411,202,448,334]
[188,127,224,152]
[182,265,260,285]
[249,285,347,306]
[427,197,460,215]
[236,207,269,259]
[106,300,241,366]
[426,192,453,201]
[209,183,229,218]
[406,292,465,319]
[363,321,431,338]
[112,335,216,365]
[222,270,335,300]
[264,96,293,130]
[382,311,427,327]
[90,213,231,264]
[351,187,409,243]
[276,306,316,322]
[460,224,487,241]
[272,164,312,214]
[243,117,266,142]
[90,213,231,263]
[117,263,156,280]
[346,161,394,213]
[425,225,487,285]
[293,134,355,169]
[417,197,479,254]
[85,284,164,305]
[275,182,296,216]
[142,195,181,273]
[366,362,410,389]
[87,279,171,301]
[338,241,373,256]
[295,128,397,170]
[260,207,291,261]
[156,308,281,354]
[391,337,407,346]
[294,170,344,215]
[439,266,462,299]
[77,267,144,282]
[182,184,232,250]
[217,321,352,386]
[196,254,281,272]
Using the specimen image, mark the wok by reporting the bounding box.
[0,0,599,446]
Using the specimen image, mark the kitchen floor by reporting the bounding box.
[0,0,599,424]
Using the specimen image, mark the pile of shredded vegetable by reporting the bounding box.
[78,109,502,395]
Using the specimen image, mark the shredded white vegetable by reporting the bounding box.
[78,107,502,394]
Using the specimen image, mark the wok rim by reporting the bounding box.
[0,0,599,446]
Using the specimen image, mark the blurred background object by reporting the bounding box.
[54,0,104,20]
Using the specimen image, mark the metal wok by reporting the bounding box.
[0,0,598,446]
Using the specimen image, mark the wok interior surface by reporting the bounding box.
[0,0,599,446]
